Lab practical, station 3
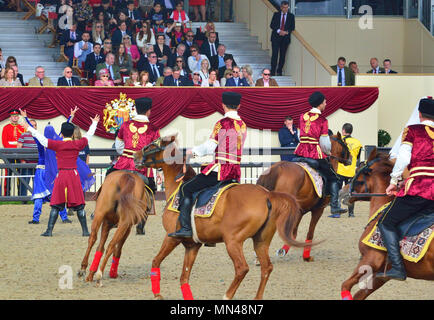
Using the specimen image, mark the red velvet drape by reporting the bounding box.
[0,87,378,139]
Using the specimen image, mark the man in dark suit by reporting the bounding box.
[84,43,105,80]
[57,67,81,86]
[383,59,398,74]
[126,0,142,29]
[167,43,187,69]
[225,66,249,87]
[181,30,196,60]
[112,21,133,49]
[200,32,219,60]
[270,1,295,76]
[330,56,355,86]
[163,67,190,86]
[218,53,236,79]
[367,57,385,74]
[210,44,237,72]
[138,52,164,84]
[61,22,82,67]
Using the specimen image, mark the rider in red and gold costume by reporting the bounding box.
[168,91,246,238]
[294,91,347,215]
[378,97,434,281]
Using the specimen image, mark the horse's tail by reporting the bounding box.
[268,191,322,248]
[116,172,147,229]
[93,186,102,201]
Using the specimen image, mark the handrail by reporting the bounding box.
[261,0,336,76]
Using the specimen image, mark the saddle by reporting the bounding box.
[396,211,434,238]
[291,157,328,197]
[193,179,238,208]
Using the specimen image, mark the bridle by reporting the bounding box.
[140,137,167,167]
[349,157,387,197]
[328,136,352,166]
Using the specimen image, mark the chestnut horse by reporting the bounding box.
[339,148,434,300]
[77,170,153,286]
[257,133,351,261]
[134,134,316,300]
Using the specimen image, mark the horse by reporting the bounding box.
[340,148,434,300]
[77,170,153,287]
[133,134,317,300]
[256,133,351,261]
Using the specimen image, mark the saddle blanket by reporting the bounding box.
[167,182,239,218]
[362,203,434,263]
[294,162,323,198]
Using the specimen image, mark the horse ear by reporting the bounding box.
[170,133,178,142]
[367,147,377,161]
[337,131,342,140]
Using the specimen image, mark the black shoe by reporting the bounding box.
[204,243,216,247]
[348,212,355,217]
[76,209,90,236]
[330,180,348,215]
[62,218,72,224]
[168,196,193,238]
[41,207,59,237]
[28,220,39,224]
[331,207,347,214]
[376,224,407,281]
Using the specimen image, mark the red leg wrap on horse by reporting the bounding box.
[150,268,161,295]
[181,283,194,300]
[110,257,120,278]
[282,244,290,253]
[303,240,312,259]
[90,251,103,272]
[341,290,353,300]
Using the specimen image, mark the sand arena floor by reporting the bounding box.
[0,201,432,300]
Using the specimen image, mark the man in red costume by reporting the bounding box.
[1,109,25,196]
[377,97,434,281]
[23,114,100,237]
[294,91,347,215]
[168,91,246,238]
[112,97,160,234]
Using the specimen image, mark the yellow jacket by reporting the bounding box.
[337,136,362,178]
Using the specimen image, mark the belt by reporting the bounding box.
[299,137,319,144]
[36,165,45,169]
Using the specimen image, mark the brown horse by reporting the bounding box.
[257,133,351,261]
[340,148,434,300]
[77,170,153,286]
[134,134,316,300]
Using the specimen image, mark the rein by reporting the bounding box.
[349,157,388,197]
[329,136,352,166]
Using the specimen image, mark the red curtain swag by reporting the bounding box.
[0,87,379,139]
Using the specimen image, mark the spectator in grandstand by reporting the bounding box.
[140,0,155,19]
[84,43,105,80]
[173,56,189,77]
[124,68,141,86]
[164,66,190,86]
[96,53,122,84]
[112,21,133,49]
[61,21,82,67]
[75,0,93,32]
[114,0,129,15]
[187,44,209,73]
[122,34,141,64]
[255,68,278,87]
[217,53,235,79]
[182,30,196,59]
[190,0,206,22]
[17,120,38,197]
[0,67,22,86]
[195,21,219,45]
[383,59,398,74]
[170,1,190,24]
[278,115,299,161]
[241,65,254,87]
[136,22,156,50]
[219,68,232,87]
[149,2,165,29]
[270,1,295,76]
[367,57,385,74]
[155,66,172,86]
[138,52,164,83]
[139,71,154,87]
[198,59,210,82]
[0,48,5,77]
[225,66,249,86]
[201,69,220,87]
[154,33,172,67]
[102,38,113,55]
[74,31,94,68]
[200,31,219,60]
[190,71,202,86]
[168,43,187,68]
[28,66,55,87]
[11,65,25,86]
[154,0,176,16]
[166,21,186,48]
[126,0,142,30]
[95,0,116,22]
[91,20,107,45]
[330,56,355,86]
[210,44,235,71]
[94,68,115,86]
[348,61,359,74]
[116,43,133,75]
[2,56,17,79]
[57,67,81,86]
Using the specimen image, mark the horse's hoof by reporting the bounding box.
[96,280,103,288]
[85,274,94,282]
[254,258,260,266]
[154,294,164,300]
[77,270,86,278]
[276,248,287,257]
[303,256,314,262]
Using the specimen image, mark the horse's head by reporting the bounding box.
[134,133,181,170]
[329,132,352,167]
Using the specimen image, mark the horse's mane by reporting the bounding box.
[371,152,394,176]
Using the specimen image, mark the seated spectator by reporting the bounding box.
[74,0,93,32]
[112,21,133,49]
[153,33,172,66]
[85,43,105,80]
[168,43,187,68]
[140,0,155,19]
[187,44,209,73]
[201,69,220,87]
[95,0,115,22]
[383,59,398,74]
[155,66,172,86]
[122,35,140,65]
[367,57,385,74]
[126,0,142,30]
[196,21,220,43]
[170,1,190,24]
[154,0,176,17]
[163,66,190,86]
[74,31,94,69]
[136,22,156,50]
[348,61,359,74]
[114,0,128,13]
[61,21,82,67]
[330,56,355,86]
[219,68,232,87]
[218,53,235,79]
[191,71,202,86]
[11,65,25,86]
[241,65,254,87]
[0,48,5,77]
[124,68,141,86]
[28,66,54,87]
[137,51,164,84]
[225,66,249,87]
[182,30,196,60]
[0,67,22,86]
[116,43,133,75]
[92,20,107,45]
[166,21,186,48]
[102,38,113,55]
[149,2,165,32]
[198,59,210,82]
[139,71,154,87]
[255,68,278,87]
[278,116,299,161]
[57,67,81,86]
[200,31,219,60]
[210,44,236,71]
[96,53,122,85]
[95,68,115,86]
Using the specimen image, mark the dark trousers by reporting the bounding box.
[271,38,290,74]
[380,195,434,228]
[180,172,219,198]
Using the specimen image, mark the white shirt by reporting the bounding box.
[187,55,209,73]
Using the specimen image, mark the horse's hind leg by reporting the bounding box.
[303,207,324,262]
[224,240,249,300]
[86,219,112,282]
[179,242,202,300]
[252,237,273,300]
[352,277,389,300]
[276,209,303,258]
[109,226,131,279]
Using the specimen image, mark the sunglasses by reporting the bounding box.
[66,71,72,73]
[191,49,197,52]
[263,73,270,76]
[101,74,109,77]
[176,60,183,62]
[233,71,239,73]
[104,42,112,44]
[96,25,103,28]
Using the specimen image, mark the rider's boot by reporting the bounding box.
[329,180,347,216]
[41,207,59,237]
[168,196,193,238]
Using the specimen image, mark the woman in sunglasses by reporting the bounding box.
[94,68,114,86]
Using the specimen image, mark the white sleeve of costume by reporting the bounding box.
[390,143,412,185]
[83,121,98,143]
[28,126,48,148]
[319,135,331,155]
[192,139,218,157]
[115,138,125,155]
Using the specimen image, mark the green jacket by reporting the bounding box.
[330,65,355,86]
[95,63,121,81]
